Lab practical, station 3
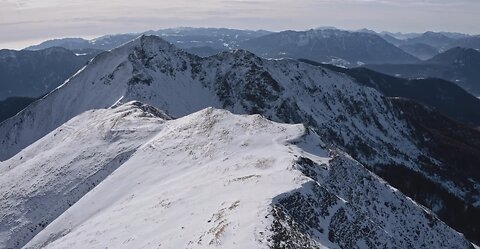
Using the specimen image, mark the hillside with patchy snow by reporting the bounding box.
[0,102,473,248]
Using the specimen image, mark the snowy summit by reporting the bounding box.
[0,35,477,248]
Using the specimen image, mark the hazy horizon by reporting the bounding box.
[1,0,480,49]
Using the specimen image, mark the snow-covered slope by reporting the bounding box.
[0,36,219,160]
[0,35,455,202]
[0,35,418,169]
[0,102,170,248]
[0,102,473,248]
[0,35,478,243]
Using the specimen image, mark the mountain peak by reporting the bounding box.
[112,100,172,120]
[116,34,176,53]
[137,34,171,46]
[215,48,260,62]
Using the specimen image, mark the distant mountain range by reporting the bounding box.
[26,28,271,52]
[25,28,480,64]
[447,35,480,50]
[153,27,272,50]
[0,47,95,101]
[25,34,140,51]
[364,47,480,97]
[378,32,445,60]
[402,32,455,50]
[379,31,471,43]
[24,28,423,66]
[398,43,439,60]
[238,29,420,66]
[0,96,39,123]
[371,31,480,60]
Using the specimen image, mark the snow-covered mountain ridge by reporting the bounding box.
[0,102,170,248]
[0,102,473,248]
[0,35,479,245]
[0,35,419,166]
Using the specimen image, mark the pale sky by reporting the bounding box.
[1,0,480,49]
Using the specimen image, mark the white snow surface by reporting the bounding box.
[0,102,473,248]
[0,102,169,248]
[22,105,308,249]
[0,34,474,224]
